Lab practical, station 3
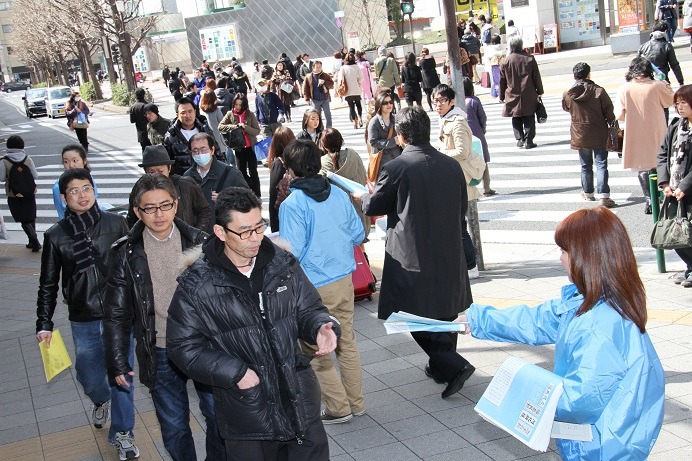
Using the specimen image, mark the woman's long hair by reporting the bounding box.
[267,126,295,168]
[199,90,218,112]
[625,56,654,82]
[301,108,324,132]
[554,207,647,332]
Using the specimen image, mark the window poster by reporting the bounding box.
[199,23,240,62]
[557,0,601,44]
[133,48,148,72]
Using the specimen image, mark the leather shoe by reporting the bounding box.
[441,364,475,399]
[424,365,446,384]
[524,142,537,149]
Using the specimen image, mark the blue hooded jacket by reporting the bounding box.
[467,284,664,460]
[279,176,364,288]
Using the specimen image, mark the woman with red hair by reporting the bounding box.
[457,207,664,460]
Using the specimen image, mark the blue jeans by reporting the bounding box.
[311,98,332,128]
[665,17,677,42]
[71,320,135,443]
[578,149,610,198]
[151,348,225,461]
[226,147,236,167]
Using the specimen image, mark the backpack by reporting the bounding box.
[482,27,492,45]
[3,156,36,197]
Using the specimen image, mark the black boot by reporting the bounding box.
[638,171,653,214]
[21,222,41,252]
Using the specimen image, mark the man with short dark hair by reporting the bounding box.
[183,132,248,232]
[144,103,171,146]
[637,21,684,88]
[127,145,211,230]
[357,107,475,399]
[130,88,151,151]
[167,187,338,460]
[279,139,365,424]
[104,174,224,461]
[36,168,138,460]
[302,61,333,128]
[163,98,223,176]
[193,68,207,90]
[255,78,285,136]
[562,62,617,208]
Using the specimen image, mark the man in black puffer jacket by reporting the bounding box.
[103,174,225,461]
[167,187,339,460]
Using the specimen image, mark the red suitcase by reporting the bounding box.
[353,246,377,301]
[481,72,491,88]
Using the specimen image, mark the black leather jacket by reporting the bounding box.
[638,33,684,85]
[103,218,207,389]
[37,211,128,332]
[167,237,340,441]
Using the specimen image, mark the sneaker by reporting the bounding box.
[580,190,596,201]
[353,410,366,416]
[681,275,692,288]
[673,273,687,285]
[91,401,110,429]
[599,198,616,208]
[468,267,480,279]
[320,410,353,424]
[516,140,524,148]
[111,431,140,461]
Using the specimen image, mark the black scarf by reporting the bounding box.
[64,203,101,273]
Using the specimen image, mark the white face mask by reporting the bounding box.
[74,97,81,102]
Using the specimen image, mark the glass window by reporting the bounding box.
[49,88,72,99]
[0,2,10,11]
[2,25,11,33]
[26,89,46,99]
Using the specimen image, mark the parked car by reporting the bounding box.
[2,81,31,92]
[22,88,47,118]
[45,86,73,118]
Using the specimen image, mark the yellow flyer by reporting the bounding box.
[39,330,73,382]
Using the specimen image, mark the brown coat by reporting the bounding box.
[617,78,674,170]
[562,79,615,150]
[499,51,544,117]
[301,71,334,102]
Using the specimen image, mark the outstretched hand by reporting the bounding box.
[453,314,471,335]
[316,322,337,355]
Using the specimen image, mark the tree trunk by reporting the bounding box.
[78,40,103,100]
[58,53,71,87]
[120,31,136,92]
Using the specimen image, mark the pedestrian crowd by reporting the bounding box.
[0,28,689,461]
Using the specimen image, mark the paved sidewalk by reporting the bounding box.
[1,236,691,460]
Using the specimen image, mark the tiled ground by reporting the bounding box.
[1,239,691,460]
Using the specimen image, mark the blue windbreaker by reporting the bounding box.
[467,284,664,460]
[279,182,364,288]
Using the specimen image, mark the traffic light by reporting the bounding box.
[401,0,414,14]
[110,44,121,63]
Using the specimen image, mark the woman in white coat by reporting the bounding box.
[338,52,364,129]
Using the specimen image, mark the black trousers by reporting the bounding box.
[345,95,362,121]
[411,316,470,382]
[236,146,261,197]
[511,115,535,143]
[75,128,89,151]
[224,418,329,461]
[139,135,151,152]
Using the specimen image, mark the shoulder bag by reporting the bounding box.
[280,80,294,94]
[368,123,394,183]
[651,197,692,249]
[223,126,246,149]
[535,97,548,124]
[72,111,89,129]
[605,120,624,153]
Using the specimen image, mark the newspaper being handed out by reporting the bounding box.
[383,311,468,334]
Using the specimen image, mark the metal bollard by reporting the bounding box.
[649,173,666,273]
[468,199,484,271]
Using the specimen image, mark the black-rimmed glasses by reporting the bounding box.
[223,220,268,240]
[138,202,176,214]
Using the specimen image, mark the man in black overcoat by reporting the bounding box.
[358,106,475,398]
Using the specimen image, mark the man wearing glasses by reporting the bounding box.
[36,169,139,460]
[183,132,248,232]
[103,174,225,461]
[167,187,338,460]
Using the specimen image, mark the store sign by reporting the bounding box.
[557,0,601,43]
[133,48,148,73]
[199,24,240,62]
[511,0,530,7]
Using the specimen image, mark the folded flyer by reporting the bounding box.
[475,357,563,452]
[384,311,467,334]
[327,172,369,195]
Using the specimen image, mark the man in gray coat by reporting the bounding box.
[357,106,475,399]
[500,36,544,149]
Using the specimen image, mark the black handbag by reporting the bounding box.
[535,97,547,124]
[606,120,624,153]
[223,127,246,149]
[651,197,692,250]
